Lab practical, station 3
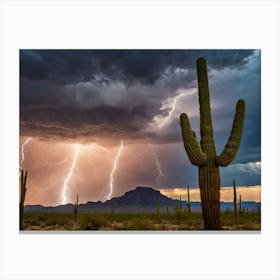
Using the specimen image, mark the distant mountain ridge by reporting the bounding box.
[25,186,261,213]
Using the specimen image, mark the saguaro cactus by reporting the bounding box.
[233,179,238,225]
[20,170,28,230]
[180,58,246,229]
[187,185,191,216]
[73,194,79,223]
[238,194,243,216]
[179,194,182,210]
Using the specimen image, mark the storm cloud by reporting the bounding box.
[20,50,258,145]
[20,50,255,84]
[19,50,261,204]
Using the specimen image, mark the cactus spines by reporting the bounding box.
[180,57,246,230]
[20,170,28,230]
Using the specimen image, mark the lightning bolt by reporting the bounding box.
[107,141,124,200]
[61,144,80,205]
[20,137,32,170]
[126,143,166,185]
[158,94,183,128]
[158,89,196,128]
[27,142,109,205]
[149,145,166,183]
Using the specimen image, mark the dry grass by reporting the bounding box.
[22,211,261,231]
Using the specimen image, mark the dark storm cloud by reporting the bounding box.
[19,50,262,201]
[20,50,97,84]
[20,49,257,145]
[21,105,154,143]
[20,49,255,85]
[211,53,261,164]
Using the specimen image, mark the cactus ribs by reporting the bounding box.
[180,58,246,230]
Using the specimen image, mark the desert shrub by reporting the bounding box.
[79,214,109,230]
[122,218,155,230]
[23,210,260,231]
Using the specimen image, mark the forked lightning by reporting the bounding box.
[158,94,183,128]
[61,144,80,204]
[150,147,166,183]
[20,137,32,170]
[107,141,124,200]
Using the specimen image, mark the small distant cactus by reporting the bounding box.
[180,58,246,229]
[238,194,243,216]
[187,185,191,216]
[20,170,28,230]
[73,194,79,223]
[233,179,238,225]
[179,194,182,210]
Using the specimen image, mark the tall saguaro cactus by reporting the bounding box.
[180,58,246,229]
[20,170,28,230]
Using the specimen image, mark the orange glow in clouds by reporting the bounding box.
[19,137,261,206]
[19,138,116,205]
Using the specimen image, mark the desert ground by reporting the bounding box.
[22,210,261,231]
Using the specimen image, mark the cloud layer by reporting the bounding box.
[20,50,261,205]
[20,50,259,147]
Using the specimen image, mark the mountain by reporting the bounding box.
[108,186,174,208]
[24,186,261,213]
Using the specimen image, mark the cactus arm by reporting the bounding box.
[20,170,27,204]
[216,99,246,167]
[180,113,207,166]
[21,188,26,205]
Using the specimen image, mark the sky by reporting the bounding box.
[20,50,261,206]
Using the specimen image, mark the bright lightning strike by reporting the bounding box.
[107,141,124,200]
[149,146,166,183]
[158,94,184,128]
[20,137,32,170]
[61,144,80,205]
